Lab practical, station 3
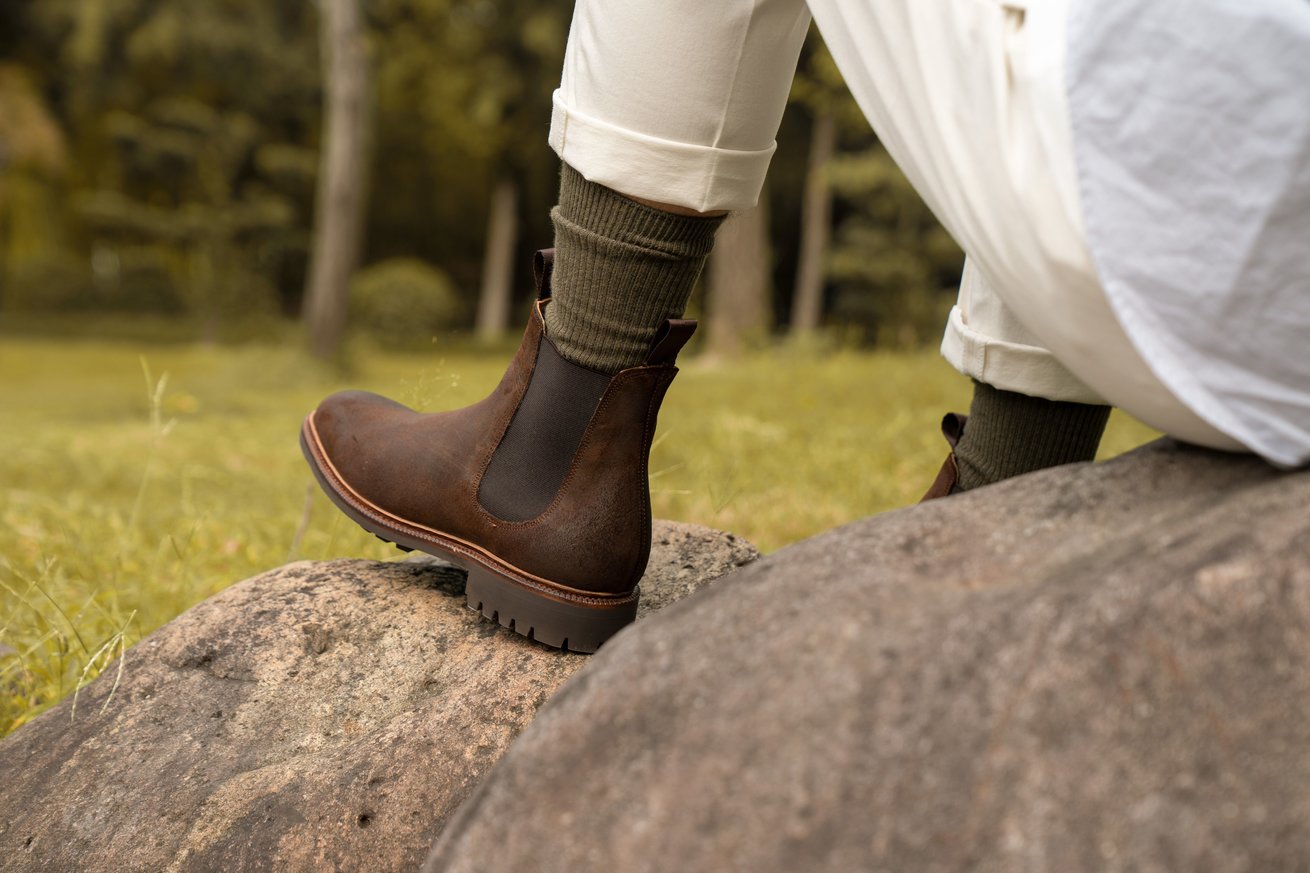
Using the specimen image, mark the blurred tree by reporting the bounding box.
[705,199,773,359]
[827,144,964,347]
[0,4,21,55]
[463,2,568,335]
[5,0,319,325]
[783,32,967,347]
[368,0,570,335]
[786,36,867,335]
[475,176,517,339]
[0,63,72,310]
[304,0,371,360]
[791,110,834,334]
[785,32,964,347]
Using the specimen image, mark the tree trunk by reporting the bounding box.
[705,198,772,359]
[475,177,519,340]
[303,0,370,361]
[790,110,835,334]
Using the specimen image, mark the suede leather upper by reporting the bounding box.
[309,301,679,594]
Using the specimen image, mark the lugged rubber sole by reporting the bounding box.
[299,417,637,654]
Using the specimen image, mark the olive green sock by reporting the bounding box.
[954,381,1111,491]
[545,163,724,374]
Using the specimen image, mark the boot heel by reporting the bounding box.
[463,565,638,654]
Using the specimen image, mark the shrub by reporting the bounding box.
[2,255,95,312]
[349,258,462,346]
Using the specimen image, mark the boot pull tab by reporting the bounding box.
[533,249,556,300]
[645,319,698,366]
[940,412,968,449]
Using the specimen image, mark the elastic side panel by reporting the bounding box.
[478,337,612,522]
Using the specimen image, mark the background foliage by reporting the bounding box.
[0,0,962,341]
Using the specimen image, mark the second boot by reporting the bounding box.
[300,249,694,653]
[920,412,967,501]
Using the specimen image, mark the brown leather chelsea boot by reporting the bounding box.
[300,250,694,653]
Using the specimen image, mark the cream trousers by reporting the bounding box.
[549,0,1242,451]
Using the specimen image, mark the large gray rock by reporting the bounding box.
[0,521,757,873]
[427,440,1310,873]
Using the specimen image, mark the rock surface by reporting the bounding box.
[0,521,757,873]
[427,440,1310,873]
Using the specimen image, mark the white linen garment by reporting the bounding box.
[1066,0,1310,467]
[549,0,1310,466]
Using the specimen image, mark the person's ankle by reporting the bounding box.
[953,381,1111,491]
[543,164,724,375]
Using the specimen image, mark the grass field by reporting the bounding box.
[0,333,1157,735]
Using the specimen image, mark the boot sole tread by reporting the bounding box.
[300,417,637,654]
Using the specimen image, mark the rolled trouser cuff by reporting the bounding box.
[549,91,775,213]
[941,304,1108,406]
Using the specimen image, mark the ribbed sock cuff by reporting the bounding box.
[954,380,1111,491]
[545,163,723,374]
